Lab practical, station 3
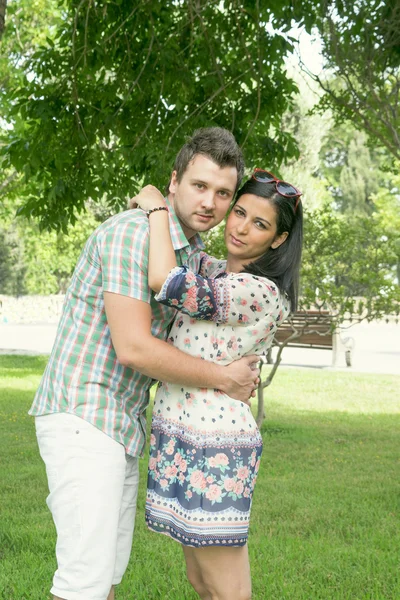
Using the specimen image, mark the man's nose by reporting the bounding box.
[201,192,215,211]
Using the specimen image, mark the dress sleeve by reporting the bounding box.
[155,266,287,326]
[199,252,227,277]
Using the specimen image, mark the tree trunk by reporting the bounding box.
[0,0,7,39]
[256,362,266,428]
[256,346,286,428]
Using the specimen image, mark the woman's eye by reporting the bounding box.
[235,208,245,216]
[255,221,266,229]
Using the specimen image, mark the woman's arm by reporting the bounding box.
[156,268,289,329]
[130,185,177,292]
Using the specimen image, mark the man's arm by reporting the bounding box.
[104,292,259,402]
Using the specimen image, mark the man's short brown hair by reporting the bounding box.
[167,127,245,193]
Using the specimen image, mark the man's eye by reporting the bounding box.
[195,183,205,189]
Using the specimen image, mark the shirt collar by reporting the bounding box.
[165,195,204,252]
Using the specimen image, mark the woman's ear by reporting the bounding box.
[271,231,288,249]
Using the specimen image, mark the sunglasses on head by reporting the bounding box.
[252,169,302,211]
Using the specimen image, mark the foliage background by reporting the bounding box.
[0,0,399,316]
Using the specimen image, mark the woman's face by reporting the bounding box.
[224,193,288,268]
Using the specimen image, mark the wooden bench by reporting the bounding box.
[265,310,353,367]
[255,310,354,426]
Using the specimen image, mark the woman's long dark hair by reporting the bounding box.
[234,178,303,311]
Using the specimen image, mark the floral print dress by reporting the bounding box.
[146,255,290,548]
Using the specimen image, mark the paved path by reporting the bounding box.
[0,321,399,376]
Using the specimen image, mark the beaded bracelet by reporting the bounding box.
[146,206,168,217]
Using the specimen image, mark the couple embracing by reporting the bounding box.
[30,127,303,600]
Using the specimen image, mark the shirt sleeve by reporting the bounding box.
[99,216,151,303]
[155,266,287,326]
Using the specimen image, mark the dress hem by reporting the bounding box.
[146,514,248,548]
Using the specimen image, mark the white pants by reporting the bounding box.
[35,413,139,600]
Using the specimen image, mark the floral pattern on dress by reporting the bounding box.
[148,429,261,509]
[146,264,290,547]
[198,252,226,278]
[156,266,230,321]
[155,265,289,331]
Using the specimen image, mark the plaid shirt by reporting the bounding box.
[29,198,204,457]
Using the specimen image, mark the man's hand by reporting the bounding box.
[128,185,166,211]
[221,355,260,405]
[104,293,259,397]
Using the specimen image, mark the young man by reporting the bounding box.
[30,128,260,600]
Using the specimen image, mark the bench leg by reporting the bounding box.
[332,331,339,367]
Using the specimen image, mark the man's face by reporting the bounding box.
[169,154,238,239]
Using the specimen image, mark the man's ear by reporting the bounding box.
[169,171,178,195]
[271,231,289,249]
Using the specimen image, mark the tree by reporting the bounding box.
[320,127,380,215]
[0,0,64,212]
[3,1,400,229]
[20,212,99,294]
[301,0,400,161]
[280,65,332,210]
[373,167,400,284]
[0,194,111,295]
[0,229,12,293]
[0,0,6,40]
[300,207,399,318]
[0,0,313,230]
[0,225,26,295]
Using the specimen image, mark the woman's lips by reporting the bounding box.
[229,234,245,246]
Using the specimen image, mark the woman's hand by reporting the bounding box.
[129,185,166,211]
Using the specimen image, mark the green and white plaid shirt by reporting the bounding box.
[29,198,203,457]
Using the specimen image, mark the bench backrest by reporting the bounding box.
[274,310,334,348]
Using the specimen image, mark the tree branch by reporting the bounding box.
[165,66,252,153]
[241,0,262,149]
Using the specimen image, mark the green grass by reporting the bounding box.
[0,355,399,599]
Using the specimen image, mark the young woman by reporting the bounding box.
[134,171,303,600]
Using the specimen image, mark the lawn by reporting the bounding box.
[0,355,399,599]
